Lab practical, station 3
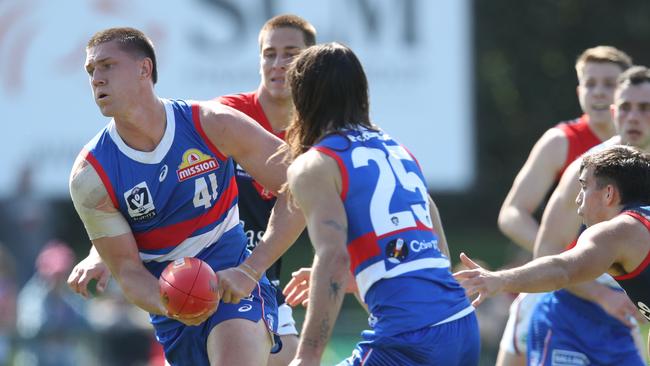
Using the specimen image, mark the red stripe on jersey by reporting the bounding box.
[192,104,228,161]
[377,221,433,240]
[82,149,118,208]
[347,231,381,273]
[312,146,349,201]
[615,211,650,280]
[348,223,435,273]
[134,175,239,250]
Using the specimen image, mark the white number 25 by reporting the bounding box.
[351,144,432,236]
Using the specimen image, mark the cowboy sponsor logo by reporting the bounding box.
[177,149,219,182]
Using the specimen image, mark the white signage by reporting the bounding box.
[0,0,473,197]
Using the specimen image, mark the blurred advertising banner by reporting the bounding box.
[0,0,473,197]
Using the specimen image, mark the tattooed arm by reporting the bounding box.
[287,150,350,365]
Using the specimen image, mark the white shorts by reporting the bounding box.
[277,303,298,336]
[499,292,545,355]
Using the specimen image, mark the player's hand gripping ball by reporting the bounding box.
[159,257,220,318]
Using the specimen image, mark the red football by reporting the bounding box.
[159,257,220,318]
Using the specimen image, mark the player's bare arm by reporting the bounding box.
[288,150,350,364]
[454,219,632,307]
[68,155,128,298]
[533,157,583,259]
[498,128,568,251]
[196,101,305,302]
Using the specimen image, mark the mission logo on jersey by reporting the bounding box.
[176,148,219,182]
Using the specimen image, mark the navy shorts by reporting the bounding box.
[338,312,479,366]
[528,292,644,366]
[155,280,279,366]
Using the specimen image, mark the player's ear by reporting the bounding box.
[140,57,153,81]
[605,184,617,205]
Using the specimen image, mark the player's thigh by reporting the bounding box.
[496,347,526,366]
[268,303,299,366]
[268,334,298,366]
[207,318,272,366]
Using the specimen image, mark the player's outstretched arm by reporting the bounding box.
[196,101,306,303]
[498,129,567,251]
[455,224,621,307]
[287,150,350,365]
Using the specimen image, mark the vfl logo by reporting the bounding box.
[177,149,219,182]
[124,182,156,221]
[386,238,408,264]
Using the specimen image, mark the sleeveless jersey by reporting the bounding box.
[615,205,650,321]
[312,126,472,337]
[554,114,601,177]
[217,92,285,284]
[82,99,245,270]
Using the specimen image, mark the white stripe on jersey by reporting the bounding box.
[356,257,451,300]
[139,205,240,262]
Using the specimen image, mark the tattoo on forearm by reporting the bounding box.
[329,278,342,300]
[303,337,319,348]
[323,219,345,232]
[319,314,331,342]
[302,314,332,349]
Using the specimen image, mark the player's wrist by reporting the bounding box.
[239,262,262,282]
[233,266,259,284]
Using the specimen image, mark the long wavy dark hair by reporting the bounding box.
[284,42,373,159]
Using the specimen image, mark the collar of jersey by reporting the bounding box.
[107,98,175,164]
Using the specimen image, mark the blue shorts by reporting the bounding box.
[155,280,279,365]
[338,312,479,366]
[528,292,643,366]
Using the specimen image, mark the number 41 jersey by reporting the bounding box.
[312,126,472,337]
[81,99,245,268]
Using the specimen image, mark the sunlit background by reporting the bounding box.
[1,0,650,365]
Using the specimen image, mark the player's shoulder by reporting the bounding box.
[587,214,646,247]
[69,152,106,205]
[195,99,255,128]
[288,150,338,185]
[538,125,570,148]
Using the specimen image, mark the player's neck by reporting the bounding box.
[113,97,167,152]
[587,117,617,141]
[257,86,292,132]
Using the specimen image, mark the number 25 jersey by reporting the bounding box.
[312,126,472,337]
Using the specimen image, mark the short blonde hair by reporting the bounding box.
[258,14,316,49]
[575,46,632,79]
